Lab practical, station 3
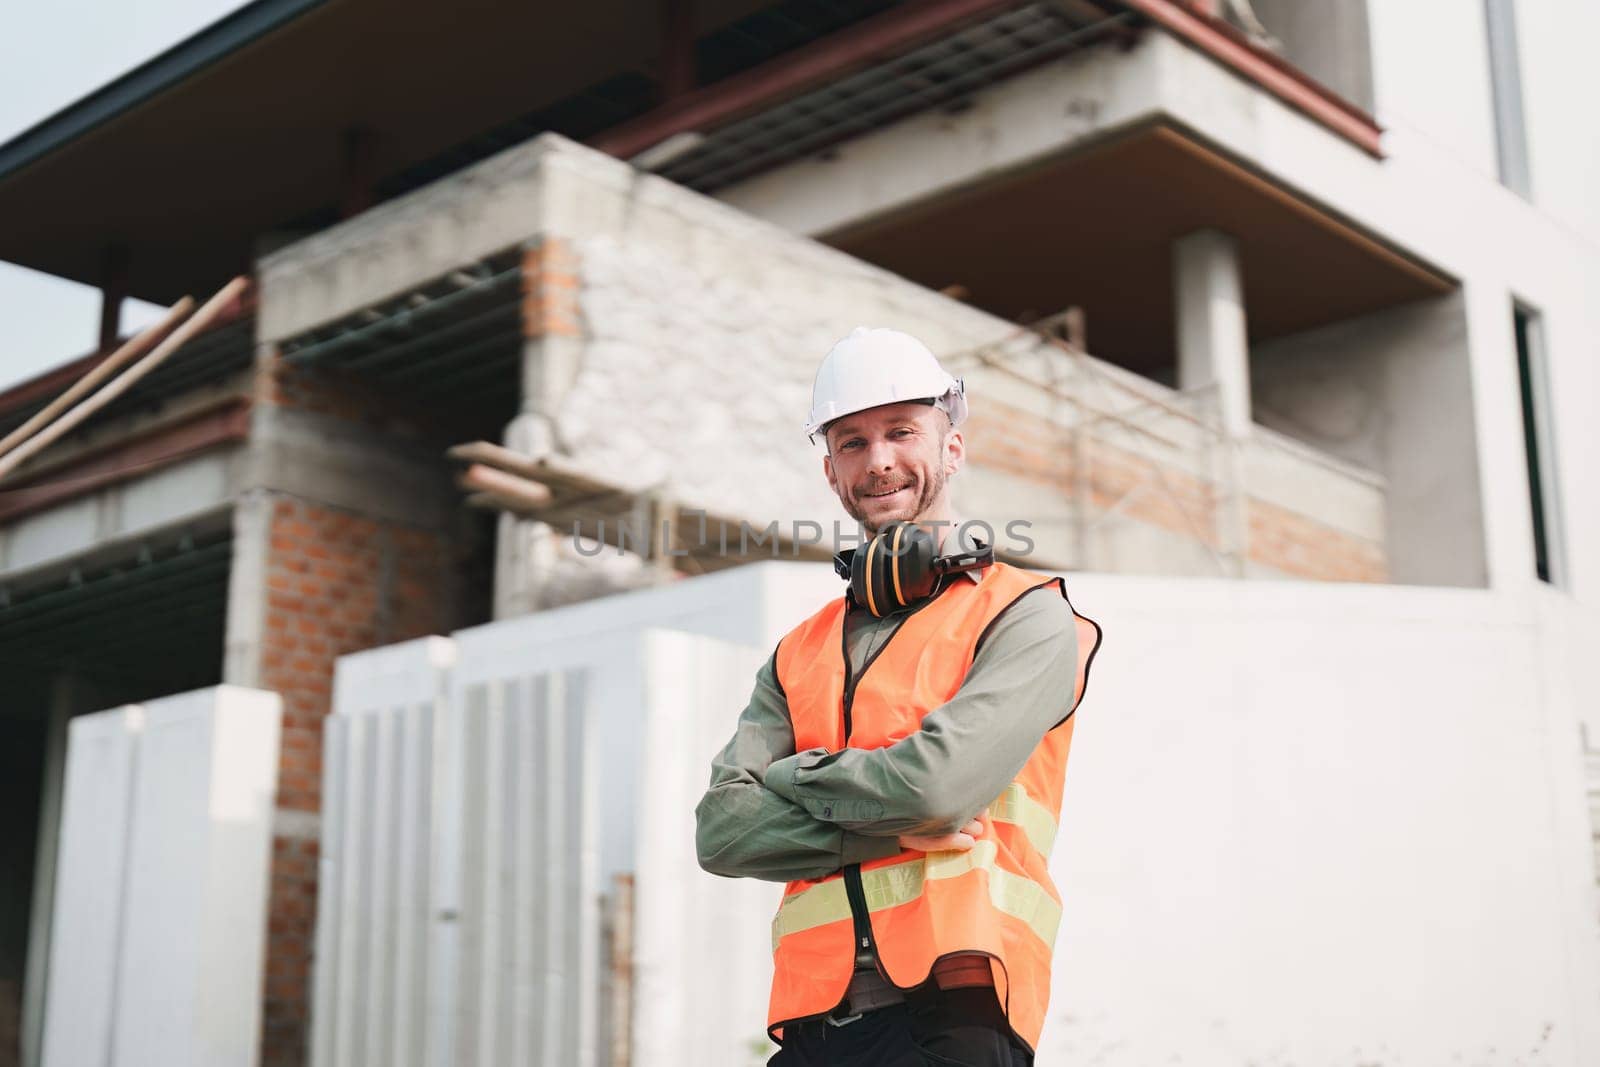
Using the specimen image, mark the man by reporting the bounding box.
[695,327,1100,1065]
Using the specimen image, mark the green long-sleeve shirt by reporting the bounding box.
[694,573,1080,883]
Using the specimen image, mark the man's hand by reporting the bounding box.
[899,818,984,854]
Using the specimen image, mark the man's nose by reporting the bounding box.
[863,438,896,471]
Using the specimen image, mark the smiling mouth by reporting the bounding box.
[862,486,910,500]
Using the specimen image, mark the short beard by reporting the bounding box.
[848,434,950,535]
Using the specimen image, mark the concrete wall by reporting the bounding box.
[0,450,240,581]
[260,133,1390,588]
[709,20,1598,608]
[1049,569,1600,1065]
[1250,0,1375,113]
[1512,0,1600,248]
[0,360,251,590]
[1363,0,1600,243]
[560,194,1386,582]
[1252,292,1487,587]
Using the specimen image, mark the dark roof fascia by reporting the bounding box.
[0,0,327,183]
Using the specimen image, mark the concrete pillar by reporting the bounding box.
[494,412,561,619]
[222,489,273,688]
[496,271,585,617]
[1174,228,1253,440]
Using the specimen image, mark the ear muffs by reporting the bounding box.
[852,521,938,616]
[835,521,994,617]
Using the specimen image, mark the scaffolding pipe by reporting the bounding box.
[0,278,248,485]
[0,297,195,462]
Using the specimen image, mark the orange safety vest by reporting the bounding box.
[768,562,1100,1051]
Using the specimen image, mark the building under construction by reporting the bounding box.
[1,1,1597,1065]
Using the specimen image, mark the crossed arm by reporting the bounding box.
[693,588,1079,883]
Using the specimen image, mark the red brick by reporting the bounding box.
[255,495,455,1066]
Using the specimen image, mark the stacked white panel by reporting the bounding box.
[633,631,777,1065]
[40,686,282,1067]
[316,636,455,1067]
[39,706,140,1067]
[114,688,283,1066]
[312,564,844,1067]
[319,635,601,1067]
[444,670,595,1067]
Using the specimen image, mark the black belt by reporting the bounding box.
[828,969,906,1025]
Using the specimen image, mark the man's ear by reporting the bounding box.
[944,429,965,475]
[823,451,839,495]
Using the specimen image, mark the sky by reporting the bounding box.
[0,0,248,392]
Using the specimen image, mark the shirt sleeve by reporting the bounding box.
[762,585,1078,837]
[694,652,904,883]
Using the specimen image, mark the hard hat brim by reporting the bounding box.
[805,385,966,441]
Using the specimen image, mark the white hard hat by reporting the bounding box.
[804,327,967,440]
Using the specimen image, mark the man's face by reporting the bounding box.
[822,401,964,534]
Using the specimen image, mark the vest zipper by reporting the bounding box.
[835,582,962,981]
[840,679,881,971]
[838,609,904,974]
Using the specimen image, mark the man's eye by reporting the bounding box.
[840,439,863,451]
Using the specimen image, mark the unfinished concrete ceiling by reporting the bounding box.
[0,524,232,696]
[827,121,1455,374]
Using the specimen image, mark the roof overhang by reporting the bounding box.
[829,121,1451,372]
[0,0,791,301]
[0,0,326,185]
[0,0,1381,309]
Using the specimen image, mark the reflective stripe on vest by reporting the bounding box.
[772,838,1062,953]
[988,780,1059,857]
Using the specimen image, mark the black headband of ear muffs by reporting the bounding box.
[834,521,994,617]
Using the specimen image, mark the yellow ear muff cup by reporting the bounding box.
[862,534,881,617]
[890,522,905,609]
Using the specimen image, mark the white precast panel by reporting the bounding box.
[321,632,606,1067]
[312,563,843,1067]
[452,560,838,894]
[111,686,281,1067]
[445,666,595,1067]
[39,706,141,1067]
[633,630,779,1064]
[316,635,457,1067]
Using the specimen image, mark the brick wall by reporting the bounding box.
[262,352,445,437]
[523,237,581,337]
[253,350,463,1066]
[256,492,455,1065]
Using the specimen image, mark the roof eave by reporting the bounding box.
[0,0,327,184]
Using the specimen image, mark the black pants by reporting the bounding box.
[769,987,1032,1067]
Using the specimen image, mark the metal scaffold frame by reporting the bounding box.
[943,310,1249,577]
